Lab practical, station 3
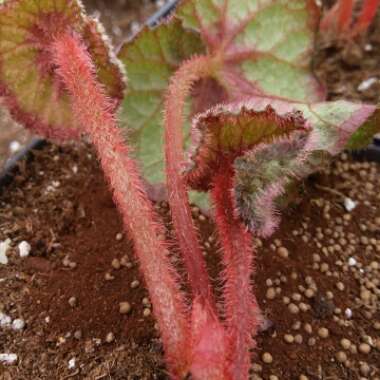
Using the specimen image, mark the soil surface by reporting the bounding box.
[1,1,380,380]
[1,140,380,380]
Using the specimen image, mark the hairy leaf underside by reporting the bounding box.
[234,133,308,237]
[0,0,125,140]
[2,0,378,229]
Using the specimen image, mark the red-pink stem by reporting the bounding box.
[338,0,355,32]
[52,32,189,378]
[189,296,229,380]
[352,0,379,35]
[164,55,216,302]
[320,0,354,33]
[211,162,259,380]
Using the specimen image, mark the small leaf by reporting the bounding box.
[185,103,309,191]
[332,104,380,151]
[234,133,308,237]
[298,101,380,154]
[241,97,380,154]
[118,20,205,183]
[0,0,125,141]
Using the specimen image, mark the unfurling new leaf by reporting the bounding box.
[185,104,309,191]
[234,133,309,237]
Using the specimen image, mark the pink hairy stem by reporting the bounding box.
[211,161,260,380]
[164,55,218,303]
[352,0,380,35]
[52,32,189,379]
[338,0,355,32]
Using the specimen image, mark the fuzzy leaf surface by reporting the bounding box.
[0,0,125,140]
[118,20,205,183]
[185,103,309,191]
[234,134,308,237]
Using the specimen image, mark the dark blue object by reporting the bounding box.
[146,0,179,27]
[352,144,380,163]
[0,138,46,189]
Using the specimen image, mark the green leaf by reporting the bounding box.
[0,0,125,141]
[118,20,205,183]
[118,0,325,186]
[297,101,380,153]
[344,106,380,151]
[240,97,380,154]
[177,0,324,102]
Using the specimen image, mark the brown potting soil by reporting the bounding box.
[1,1,380,380]
[2,140,380,379]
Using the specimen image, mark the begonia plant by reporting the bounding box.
[0,0,379,379]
